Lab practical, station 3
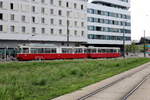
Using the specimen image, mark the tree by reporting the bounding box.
[126,43,140,53]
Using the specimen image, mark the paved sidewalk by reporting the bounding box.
[53,62,150,100]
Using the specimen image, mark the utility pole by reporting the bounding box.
[67,11,70,47]
[67,19,69,47]
[144,30,146,57]
[5,46,8,61]
[66,11,72,47]
[123,27,125,58]
[27,35,35,45]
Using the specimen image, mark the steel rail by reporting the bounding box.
[77,64,150,100]
[120,73,150,100]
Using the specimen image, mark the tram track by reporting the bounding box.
[77,64,150,100]
[120,73,150,100]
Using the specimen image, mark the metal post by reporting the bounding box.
[66,11,71,47]
[5,46,8,61]
[67,19,69,46]
[144,30,146,57]
[123,27,125,58]
[27,35,35,45]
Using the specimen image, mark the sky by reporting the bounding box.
[89,0,150,41]
[131,0,150,40]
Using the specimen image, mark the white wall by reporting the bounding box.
[0,0,87,44]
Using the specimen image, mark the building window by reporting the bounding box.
[10,14,15,21]
[58,10,62,16]
[81,22,84,27]
[10,3,14,10]
[74,30,77,36]
[88,9,130,20]
[66,2,69,8]
[41,17,45,24]
[74,3,77,8]
[50,0,54,5]
[74,21,77,27]
[10,25,15,32]
[50,28,54,34]
[50,9,54,15]
[0,25,3,31]
[50,18,54,25]
[22,26,26,33]
[81,5,83,10]
[32,27,36,33]
[21,15,26,22]
[59,19,62,25]
[0,13,3,20]
[59,29,62,34]
[32,6,35,13]
[41,28,45,34]
[41,0,45,4]
[59,0,62,6]
[32,17,35,23]
[0,2,3,8]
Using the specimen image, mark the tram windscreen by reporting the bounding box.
[23,48,29,53]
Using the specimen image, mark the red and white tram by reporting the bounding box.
[16,44,121,61]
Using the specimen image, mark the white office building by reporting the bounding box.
[0,0,87,48]
[87,0,131,48]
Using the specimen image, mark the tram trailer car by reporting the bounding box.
[16,45,121,61]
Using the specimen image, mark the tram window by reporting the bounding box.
[62,49,67,53]
[51,48,56,53]
[113,49,116,53]
[101,49,106,53]
[106,49,111,53]
[31,48,38,54]
[23,48,29,53]
[0,49,4,55]
[45,48,51,53]
[91,49,96,53]
[37,48,44,53]
[74,48,83,53]
[16,48,22,53]
[110,49,114,53]
[87,49,90,53]
[98,49,102,53]
[62,48,72,53]
[84,49,87,53]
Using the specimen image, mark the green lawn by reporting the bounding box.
[0,58,149,100]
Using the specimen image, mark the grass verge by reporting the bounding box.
[0,58,149,100]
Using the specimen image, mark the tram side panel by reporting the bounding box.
[16,47,121,61]
[87,48,121,58]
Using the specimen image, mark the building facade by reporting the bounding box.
[87,0,131,48]
[0,0,87,48]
